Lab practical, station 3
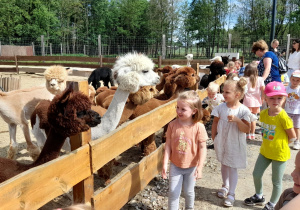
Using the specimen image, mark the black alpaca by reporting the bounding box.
[88,67,115,90]
[199,60,226,89]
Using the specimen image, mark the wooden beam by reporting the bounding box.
[69,81,95,205]
[93,145,164,210]
[0,146,91,210]
[90,99,177,173]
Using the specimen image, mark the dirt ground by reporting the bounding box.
[0,71,298,210]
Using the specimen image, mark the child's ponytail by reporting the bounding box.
[244,62,258,88]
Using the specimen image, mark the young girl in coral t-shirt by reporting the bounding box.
[162,90,208,210]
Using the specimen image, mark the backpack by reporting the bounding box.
[275,56,288,75]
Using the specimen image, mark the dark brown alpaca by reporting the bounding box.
[0,83,101,183]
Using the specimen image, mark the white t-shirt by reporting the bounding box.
[285,86,300,114]
[202,93,224,111]
[288,52,300,70]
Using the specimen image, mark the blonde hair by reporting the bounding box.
[224,77,247,99]
[244,62,258,88]
[227,61,235,69]
[226,73,238,80]
[235,60,242,66]
[252,40,269,53]
[207,82,219,93]
[177,90,203,123]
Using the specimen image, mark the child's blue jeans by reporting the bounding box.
[168,162,196,210]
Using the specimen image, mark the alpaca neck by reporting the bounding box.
[187,61,191,67]
[92,88,130,140]
[31,128,66,167]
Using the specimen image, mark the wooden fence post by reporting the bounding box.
[32,42,35,56]
[99,55,103,67]
[162,34,166,59]
[15,55,19,74]
[70,81,94,205]
[41,35,45,56]
[158,56,162,68]
[50,43,52,56]
[98,35,102,56]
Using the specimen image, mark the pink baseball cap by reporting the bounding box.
[292,70,300,78]
[264,81,287,97]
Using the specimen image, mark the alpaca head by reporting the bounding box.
[185,54,193,61]
[44,65,70,95]
[47,83,101,137]
[221,55,230,65]
[207,60,225,76]
[210,56,222,63]
[112,52,160,93]
[128,86,158,105]
[174,67,200,88]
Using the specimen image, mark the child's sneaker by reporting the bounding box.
[246,134,251,140]
[262,202,274,210]
[244,194,265,206]
[293,140,300,150]
[251,133,255,140]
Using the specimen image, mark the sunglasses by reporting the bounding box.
[293,42,298,45]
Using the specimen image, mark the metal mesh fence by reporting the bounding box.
[0,34,298,62]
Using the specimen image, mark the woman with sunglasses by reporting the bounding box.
[287,39,300,82]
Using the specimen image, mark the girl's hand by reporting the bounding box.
[162,167,168,179]
[194,168,203,180]
[227,115,236,122]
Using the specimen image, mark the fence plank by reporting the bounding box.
[93,144,164,210]
[16,56,101,63]
[0,145,91,210]
[0,68,17,72]
[90,99,177,173]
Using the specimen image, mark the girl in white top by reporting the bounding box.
[211,77,252,207]
[243,62,265,140]
[202,82,224,112]
[287,39,300,82]
[284,70,300,150]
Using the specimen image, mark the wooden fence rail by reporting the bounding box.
[0,76,226,210]
[0,55,222,75]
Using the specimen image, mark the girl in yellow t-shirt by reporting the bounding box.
[244,81,296,210]
[162,90,208,210]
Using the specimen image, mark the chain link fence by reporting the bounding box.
[0,34,298,62]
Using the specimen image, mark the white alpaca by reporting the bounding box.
[171,54,193,69]
[210,56,222,62]
[91,52,160,139]
[0,65,69,160]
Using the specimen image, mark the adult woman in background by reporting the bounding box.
[252,40,280,85]
[287,39,300,80]
[270,39,280,57]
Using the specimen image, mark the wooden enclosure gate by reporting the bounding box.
[0,76,226,210]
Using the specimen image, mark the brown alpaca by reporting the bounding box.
[155,66,200,100]
[0,84,101,183]
[155,66,175,92]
